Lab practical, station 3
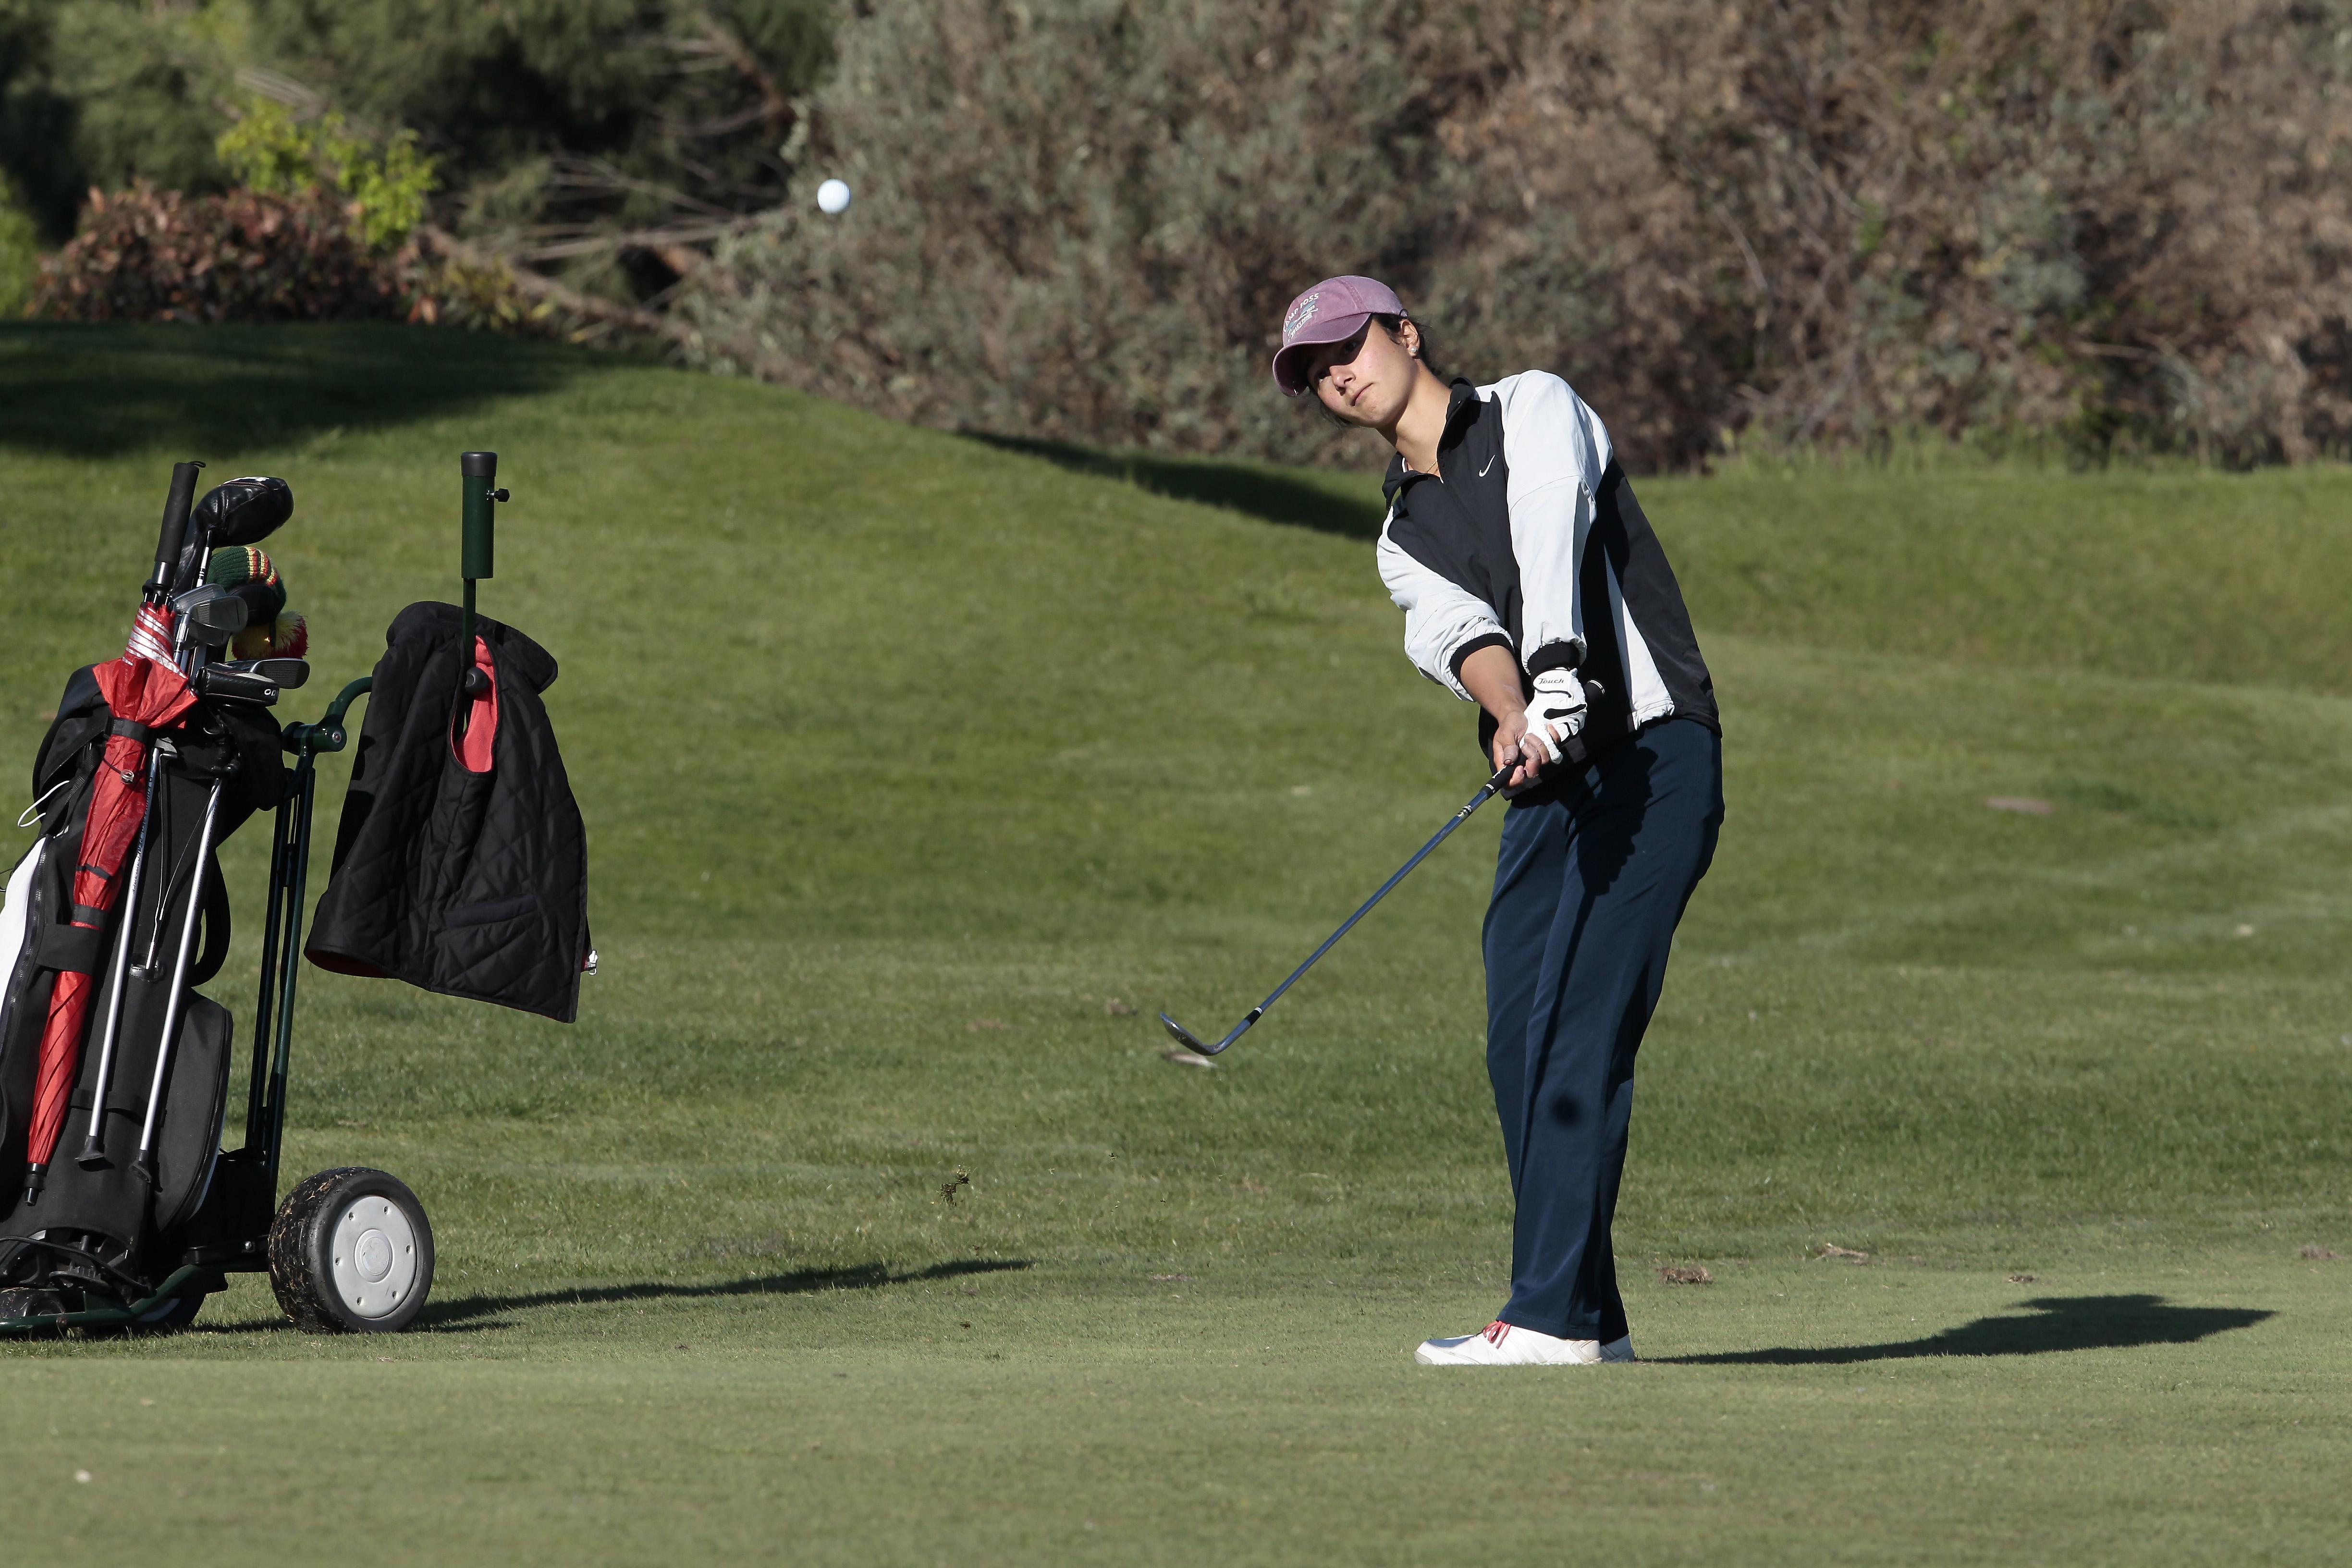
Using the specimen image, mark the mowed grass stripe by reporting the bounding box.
[1,1258,2345,1568]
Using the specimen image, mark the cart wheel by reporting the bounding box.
[269,1167,434,1333]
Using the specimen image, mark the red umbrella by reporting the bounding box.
[21,603,194,1202]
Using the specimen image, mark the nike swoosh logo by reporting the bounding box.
[1479,455,1495,477]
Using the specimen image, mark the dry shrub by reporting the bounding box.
[686,0,1502,462]
[32,183,548,333]
[1507,0,2352,466]
[688,0,2352,469]
[33,184,400,323]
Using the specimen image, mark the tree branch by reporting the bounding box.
[687,5,795,139]
[417,225,697,348]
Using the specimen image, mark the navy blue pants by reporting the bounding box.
[1483,717,1722,1342]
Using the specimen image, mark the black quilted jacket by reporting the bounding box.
[306,602,589,1022]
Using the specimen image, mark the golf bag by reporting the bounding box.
[0,665,284,1310]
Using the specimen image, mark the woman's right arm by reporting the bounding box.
[1459,644,1542,792]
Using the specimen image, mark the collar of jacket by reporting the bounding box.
[1380,378,1484,502]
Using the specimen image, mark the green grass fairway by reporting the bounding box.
[1,323,2348,1564]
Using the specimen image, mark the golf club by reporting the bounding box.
[75,750,160,1167]
[170,584,250,649]
[131,776,222,1188]
[122,586,247,1185]
[1160,758,1518,1057]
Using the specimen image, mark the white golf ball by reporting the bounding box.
[816,179,852,216]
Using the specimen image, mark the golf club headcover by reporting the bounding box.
[231,611,307,662]
[207,546,288,624]
[193,476,293,548]
[1520,667,1588,763]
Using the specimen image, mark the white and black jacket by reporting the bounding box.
[1377,373,1718,771]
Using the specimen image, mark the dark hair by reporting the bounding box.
[1306,314,1444,426]
[1384,314,1443,379]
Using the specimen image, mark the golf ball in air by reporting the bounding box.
[817,179,852,215]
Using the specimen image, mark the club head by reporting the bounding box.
[1158,1013,1232,1057]
[171,584,249,646]
[193,476,293,548]
[245,657,309,689]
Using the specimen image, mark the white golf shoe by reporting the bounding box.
[1413,1320,1636,1366]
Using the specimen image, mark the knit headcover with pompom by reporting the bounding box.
[211,546,306,660]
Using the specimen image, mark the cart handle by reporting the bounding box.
[281,676,373,756]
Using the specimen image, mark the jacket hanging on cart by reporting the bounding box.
[305,601,589,1023]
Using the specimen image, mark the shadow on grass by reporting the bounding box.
[413,1257,1036,1330]
[1663,1294,2273,1365]
[0,322,593,458]
[963,431,1384,539]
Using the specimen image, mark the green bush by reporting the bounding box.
[217,98,438,250]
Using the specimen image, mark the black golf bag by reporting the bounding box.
[0,666,284,1320]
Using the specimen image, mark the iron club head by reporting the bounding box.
[170,583,249,646]
[1159,1013,1234,1057]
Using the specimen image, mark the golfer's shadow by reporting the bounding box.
[1661,1294,2272,1365]
[412,1258,1036,1331]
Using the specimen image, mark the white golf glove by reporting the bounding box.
[1518,668,1588,764]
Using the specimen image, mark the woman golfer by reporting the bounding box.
[1273,276,1724,1365]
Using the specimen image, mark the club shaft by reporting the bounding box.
[134,778,222,1169]
[139,780,182,972]
[78,757,159,1159]
[1223,762,1513,1043]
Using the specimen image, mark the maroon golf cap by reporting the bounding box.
[1271,275,1407,395]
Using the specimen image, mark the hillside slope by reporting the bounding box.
[0,325,2347,1564]
[2,321,2348,1232]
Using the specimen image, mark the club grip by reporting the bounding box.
[194,665,282,707]
[147,460,204,600]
